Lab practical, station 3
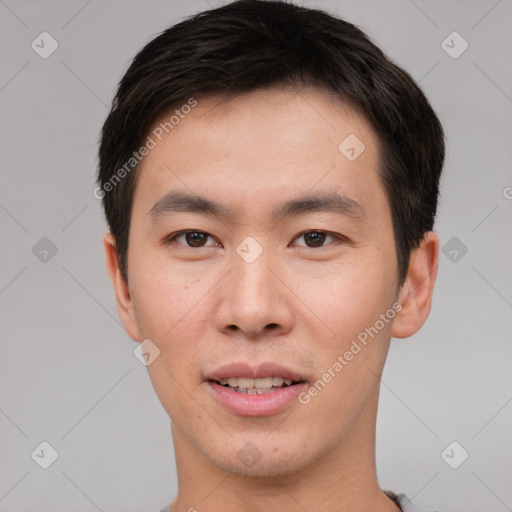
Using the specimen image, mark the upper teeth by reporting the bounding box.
[219,377,293,388]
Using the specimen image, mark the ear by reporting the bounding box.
[102,232,141,342]
[392,231,439,339]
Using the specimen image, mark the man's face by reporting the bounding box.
[120,87,402,477]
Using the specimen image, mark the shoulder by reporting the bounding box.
[384,489,442,512]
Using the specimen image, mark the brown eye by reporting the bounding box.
[185,232,208,247]
[294,231,336,248]
[167,231,217,248]
[304,232,327,247]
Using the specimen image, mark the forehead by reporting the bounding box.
[133,87,385,222]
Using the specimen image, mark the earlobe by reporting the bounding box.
[102,232,141,342]
[391,231,439,339]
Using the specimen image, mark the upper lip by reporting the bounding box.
[205,362,307,383]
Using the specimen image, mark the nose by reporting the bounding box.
[214,245,294,340]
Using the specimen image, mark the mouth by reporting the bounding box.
[209,376,306,395]
[205,363,309,416]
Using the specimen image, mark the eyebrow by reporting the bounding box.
[148,190,366,224]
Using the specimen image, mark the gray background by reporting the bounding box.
[1,0,511,511]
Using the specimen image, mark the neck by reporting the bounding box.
[169,389,400,512]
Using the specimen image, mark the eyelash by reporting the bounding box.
[165,230,346,249]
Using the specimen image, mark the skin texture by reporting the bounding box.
[103,87,439,512]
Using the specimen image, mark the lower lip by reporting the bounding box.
[207,381,308,417]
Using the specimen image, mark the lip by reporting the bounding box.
[205,361,308,417]
[207,380,308,417]
[205,361,307,382]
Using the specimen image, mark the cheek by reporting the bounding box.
[130,268,215,410]
[292,251,395,345]
[129,252,209,339]
[292,252,396,404]
[133,272,211,422]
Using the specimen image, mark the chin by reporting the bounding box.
[203,438,312,479]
